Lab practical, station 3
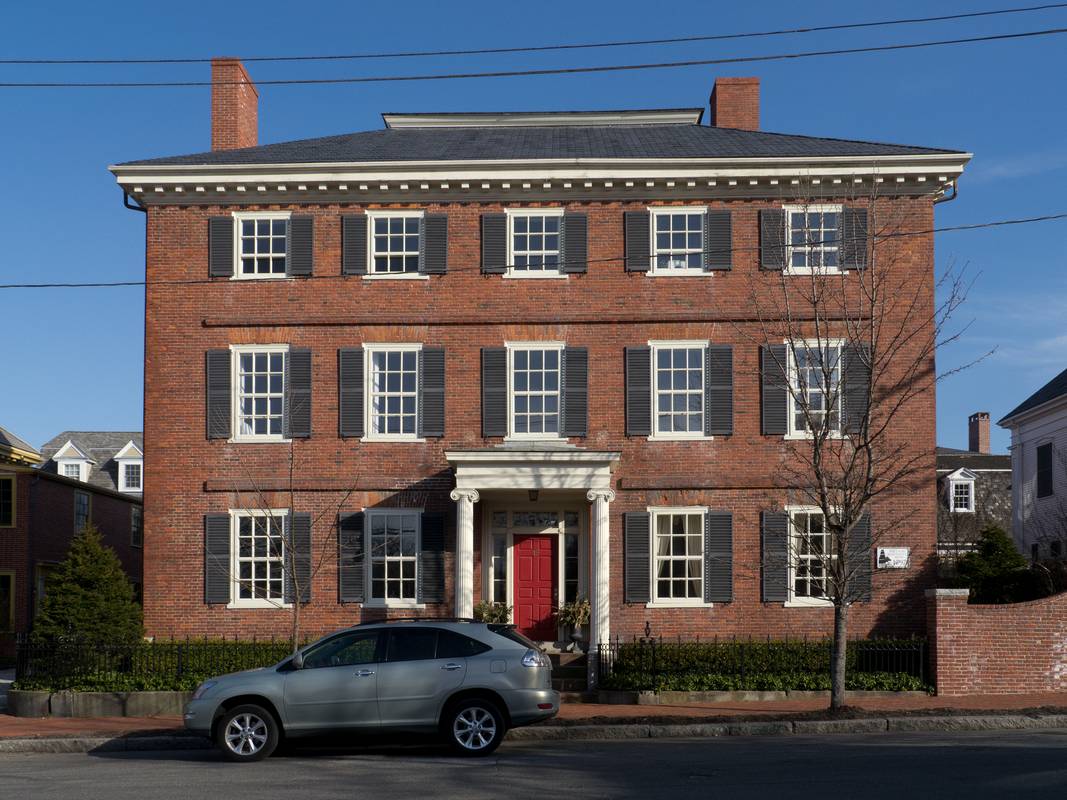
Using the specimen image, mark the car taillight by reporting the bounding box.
[522,649,549,668]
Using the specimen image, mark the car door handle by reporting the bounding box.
[441,663,463,671]
[355,669,375,677]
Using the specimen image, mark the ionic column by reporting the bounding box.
[586,489,615,688]
[450,488,480,619]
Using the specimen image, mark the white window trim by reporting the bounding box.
[231,211,292,281]
[362,343,425,443]
[782,203,845,276]
[229,344,291,444]
[648,339,711,441]
[948,478,976,513]
[362,507,425,609]
[645,506,712,608]
[784,504,835,608]
[648,205,709,276]
[504,341,566,441]
[784,338,846,441]
[117,459,144,492]
[57,459,88,482]
[504,208,567,279]
[227,509,291,610]
[364,209,428,280]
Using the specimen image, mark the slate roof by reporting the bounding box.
[999,366,1067,424]
[38,431,143,493]
[936,446,1011,471]
[0,425,39,456]
[118,119,963,167]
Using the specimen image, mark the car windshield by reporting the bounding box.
[487,624,540,650]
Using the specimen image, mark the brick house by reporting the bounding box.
[109,60,970,669]
[0,426,143,654]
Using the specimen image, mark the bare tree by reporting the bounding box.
[739,183,987,709]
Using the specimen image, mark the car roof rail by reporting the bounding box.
[352,616,481,627]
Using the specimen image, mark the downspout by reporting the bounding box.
[933,179,958,205]
[123,190,147,213]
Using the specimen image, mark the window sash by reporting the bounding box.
[652,345,705,435]
[791,511,836,599]
[370,215,422,274]
[652,512,704,601]
[63,463,81,480]
[368,512,420,602]
[131,507,144,547]
[74,492,89,533]
[509,347,561,438]
[233,512,286,603]
[238,217,287,277]
[368,349,419,437]
[0,478,14,527]
[123,463,142,490]
[786,207,841,271]
[234,348,287,440]
[651,210,705,271]
[951,482,973,512]
[509,214,561,273]
[790,344,842,435]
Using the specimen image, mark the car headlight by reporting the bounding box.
[192,680,218,700]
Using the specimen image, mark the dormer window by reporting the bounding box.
[63,463,83,481]
[945,468,976,513]
[53,440,93,484]
[114,440,144,494]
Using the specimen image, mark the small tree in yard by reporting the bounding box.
[33,523,143,643]
[742,185,986,710]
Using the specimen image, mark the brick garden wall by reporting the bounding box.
[927,588,1067,695]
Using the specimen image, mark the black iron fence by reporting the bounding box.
[14,634,299,692]
[597,636,928,692]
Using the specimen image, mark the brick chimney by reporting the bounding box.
[709,77,760,131]
[968,412,991,454]
[211,58,258,151]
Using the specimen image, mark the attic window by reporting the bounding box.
[121,462,143,492]
[950,479,974,513]
[63,463,82,481]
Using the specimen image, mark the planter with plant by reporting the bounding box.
[472,601,512,624]
[555,598,591,651]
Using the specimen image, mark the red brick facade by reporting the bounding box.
[927,588,1067,695]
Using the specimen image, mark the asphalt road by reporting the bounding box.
[1,729,1066,799]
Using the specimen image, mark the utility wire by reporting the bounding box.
[3,212,1064,290]
[0,27,1065,88]
[2,3,1065,65]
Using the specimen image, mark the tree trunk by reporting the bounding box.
[830,601,848,710]
[290,599,300,654]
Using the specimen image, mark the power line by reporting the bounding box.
[0,27,1065,88]
[3,211,1064,290]
[2,3,1065,65]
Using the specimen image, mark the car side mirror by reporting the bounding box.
[291,651,304,670]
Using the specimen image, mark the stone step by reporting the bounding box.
[558,691,596,704]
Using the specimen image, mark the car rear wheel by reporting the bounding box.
[216,704,279,762]
[444,698,506,756]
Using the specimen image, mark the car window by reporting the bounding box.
[385,628,439,662]
[437,630,492,659]
[487,624,539,649]
[302,632,379,669]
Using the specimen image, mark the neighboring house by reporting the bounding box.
[38,431,144,496]
[0,425,144,654]
[109,59,970,660]
[0,426,42,467]
[999,366,1067,560]
[936,412,1012,571]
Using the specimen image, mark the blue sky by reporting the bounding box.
[2,0,1065,453]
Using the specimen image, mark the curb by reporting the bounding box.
[2,713,1067,753]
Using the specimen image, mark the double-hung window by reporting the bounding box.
[0,476,13,527]
[232,345,288,442]
[788,341,843,437]
[951,480,975,512]
[368,211,423,277]
[234,212,289,279]
[785,204,841,273]
[651,508,705,604]
[365,345,421,440]
[74,491,90,534]
[231,509,287,607]
[122,462,142,492]
[131,506,144,547]
[507,343,562,438]
[789,509,835,604]
[650,341,707,438]
[1036,443,1054,498]
[63,463,83,481]
[651,207,706,274]
[507,210,563,277]
[367,510,421,605]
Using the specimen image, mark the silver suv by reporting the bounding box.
[183,619,559,761]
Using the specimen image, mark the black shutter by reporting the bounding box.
[625,346,652,436]
[205,350,231,440]
[338,512,366,603]
[624,211,650,272]
[420,214,448,274]
[284,513,312,604]
[761,511,789,602]
[760,209,786,270]
[705,345,733,436]
[419,348,446,438]
[842,343,871,435]
[847,512,872,602]
[286,216,314,277]
[761,344,789,435]
[704,512,733,603]
[561,347,588,437]
[338,348,364,438]
[419,512,446,604]
[208,217,234,278]
[481,347,508,437]
[204,514,231,604]
[704,210,732,270]
[561,213,588,274]
[284,348,312,439]
[342,215,368,275]
[624,512,651,603]
[840,207,868,270]
[481,214,507,274]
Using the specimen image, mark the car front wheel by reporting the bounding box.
[444,698,506,756]
[216,704,279,762]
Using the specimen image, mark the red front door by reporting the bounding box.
[513,534,558,641]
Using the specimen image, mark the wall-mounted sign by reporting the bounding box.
[876,547,910,569]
